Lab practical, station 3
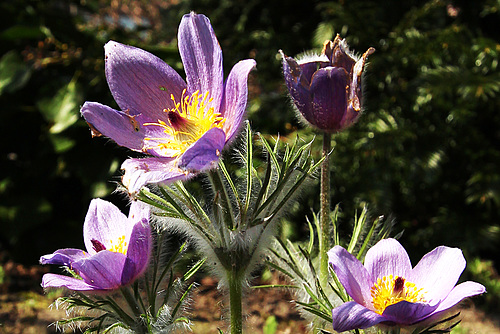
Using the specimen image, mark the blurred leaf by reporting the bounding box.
[37,76,83,134]
[0,25,47,40]
[263,315,278,334]
[49,133,76,153]
[313,22,334,47]
[0,50,32,95]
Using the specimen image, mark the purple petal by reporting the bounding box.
[328,246,372,306]
[309,67,349,131]
[83,199,133,255]
[332,301,386,332]
[408,246,465,303]
[178,127,225,170]
[178,13,223,112]
[121,257,137,286]
[40,248,88,266]
[299,61,324,84]
[72,250,127,290]
[123,218,151,283]
[220,59,256,142]
[121,157,191,194]
[41,273,98,291]
[281,54,314,125]
[382,301,438,324]
[128,199,150,222]
[81,102,145,152]
[364,238,412,281]
[104,41,186,124]
[433,281,486,314]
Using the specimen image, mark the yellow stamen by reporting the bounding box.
[109,235,128,255]
[370,275,426,314]
[143,89,226,157]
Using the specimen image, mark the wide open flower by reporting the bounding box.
[281,35,374,132]
[81,12,256,194]
[40,199,151,291]
[328,238,485,332]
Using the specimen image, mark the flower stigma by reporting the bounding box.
[143,89,226,157]
[91,239,106,252]
[370,275,426,314]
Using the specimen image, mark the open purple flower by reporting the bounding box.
[81,12,256,194]
[328,238,485,332]
[281,35,374,132]
[40,199,151,291]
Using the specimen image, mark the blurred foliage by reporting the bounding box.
[1,0,499,293]
[263,315,278,334]
[467,258,500,312]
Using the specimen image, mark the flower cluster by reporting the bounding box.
[38,10,487,334]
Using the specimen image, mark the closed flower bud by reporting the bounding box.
[281,35,375,132]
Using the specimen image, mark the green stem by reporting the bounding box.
[227,269,243,334]
[319,132,331,287]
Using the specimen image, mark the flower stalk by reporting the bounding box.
[319,131,332,287]
[228,268,244,334]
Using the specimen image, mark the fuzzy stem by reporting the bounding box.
[319,132,331,287]
[227,269,243,334]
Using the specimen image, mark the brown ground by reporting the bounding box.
[0,260,499,334]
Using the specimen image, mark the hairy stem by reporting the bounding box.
[228,269,243,334]
[319,132,331,287]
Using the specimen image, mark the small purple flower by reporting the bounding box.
[40,199,151,291]
[281,35,374,132]
[328,238,485,332]
[81,12,256,194]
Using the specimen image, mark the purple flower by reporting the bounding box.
[40,199,151,291]
[81,12,256,194]
[281,35,374,132]
[328,238,485,332]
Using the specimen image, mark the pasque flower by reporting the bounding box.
[81,12,256,194]
[281,35,374,132]
[328,238,485,332]
[40,199,151,291]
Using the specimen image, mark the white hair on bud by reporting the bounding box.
[296,52,328,65]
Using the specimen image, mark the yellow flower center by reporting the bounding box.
[370,275,426,314]
[143,89,226,157]
[109,235,128,255]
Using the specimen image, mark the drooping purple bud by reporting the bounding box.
[282,35,375,133]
